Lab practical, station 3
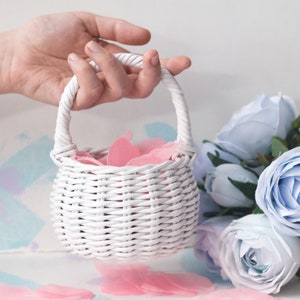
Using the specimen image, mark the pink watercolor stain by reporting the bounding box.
[0,167,23,195]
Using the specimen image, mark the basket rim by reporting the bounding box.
[55,148,194,172]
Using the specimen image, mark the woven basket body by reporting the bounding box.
[50,53,199,261]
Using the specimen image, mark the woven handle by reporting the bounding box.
[51,52,195,162]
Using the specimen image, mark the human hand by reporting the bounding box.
[3,12,191,109]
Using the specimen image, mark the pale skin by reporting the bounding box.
[0,11,191,110]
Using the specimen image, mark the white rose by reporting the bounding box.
[215,94,298,160]
[204,164,258,208]
[218,214,300,294]
[192,142,240,184]
[194,216,237,279]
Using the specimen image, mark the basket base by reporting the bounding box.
[50,158,200,262]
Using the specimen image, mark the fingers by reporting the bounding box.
[68,42,131,109]
[160,56,192,75]
[67,52,106,110]
[129,49,161,98]
[67,40,191,110]
[74,12,151,45]
[68,41,163,110]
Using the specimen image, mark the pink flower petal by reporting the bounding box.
[136,138,166,155]
[165,272,215,294]
[95,263,216,297]
[35,284,95,299]
[94,263,149,279]
[107,137,140,167]
[141,272,178,296]
[141,271,214,296]
[97,154,107,165]
[73,133,177,167]
[100,278,145,296]
[96,263,150,296]
[126,153,163,166]
[120,130,134,141]
[72,151,103,166]
[148,141,178,161]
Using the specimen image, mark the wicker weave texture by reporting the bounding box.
[50,53,199,261]
[51,157,199,261]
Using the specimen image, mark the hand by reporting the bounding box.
[4,12,191,109]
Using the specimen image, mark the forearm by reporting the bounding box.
[0,30,16,95]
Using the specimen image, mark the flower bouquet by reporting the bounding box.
[193,93,300,294]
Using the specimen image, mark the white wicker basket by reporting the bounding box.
[50,53,199,261]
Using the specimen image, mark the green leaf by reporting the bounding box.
[292,114,300,129]
[228,178,257,201]
[252,207,264,214]
[197,182,206,192]
[207,151,230,167]
[203,206,254,218]
[271,136,288,159]
[286,128,300,149]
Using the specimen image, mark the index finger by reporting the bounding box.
[74,11,151,45]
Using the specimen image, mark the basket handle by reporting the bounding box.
[51,52,195,163]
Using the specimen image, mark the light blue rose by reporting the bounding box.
[204,163,258,208]
[192,142,240,184]
[194,215,237,279]
[215,94,298,160]
[256,147,300,236]
[218,214,300,294]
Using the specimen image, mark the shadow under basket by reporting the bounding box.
[50,53,200,262]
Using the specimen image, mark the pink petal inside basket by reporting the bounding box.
[149,141,178,160]
[107,137,140,167]
[126,153,163,166]
[136,137,166,154]
[73,151,104,166]
[72,132,178,167]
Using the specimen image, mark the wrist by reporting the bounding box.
[0,30,17,94]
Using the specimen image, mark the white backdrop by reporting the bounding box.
[1,0,300,143]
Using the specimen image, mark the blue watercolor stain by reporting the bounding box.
[0,271,39,290]
[0,190,44,250]
[180,249,231,286]
[0,135,55,191]
[16,132,30,142]
[144,122,177,142]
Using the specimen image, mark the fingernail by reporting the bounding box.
[87,40,103,52]
[68,53,79,61]
[151,55,159,66]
